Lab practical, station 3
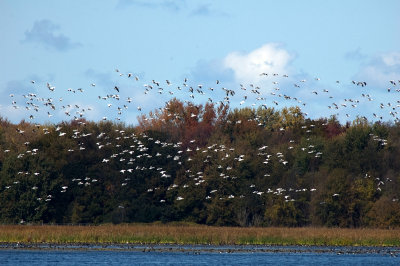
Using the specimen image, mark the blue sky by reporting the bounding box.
[1,0,399,125]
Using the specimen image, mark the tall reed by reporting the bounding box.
[1,224,399,246]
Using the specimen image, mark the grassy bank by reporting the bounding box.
[0,224,399,246]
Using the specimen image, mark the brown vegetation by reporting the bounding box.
[1,224,399,246]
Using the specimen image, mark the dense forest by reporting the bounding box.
[1,98,400,228]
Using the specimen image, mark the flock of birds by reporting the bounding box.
[2,69,399,220]
[8,69,400,124]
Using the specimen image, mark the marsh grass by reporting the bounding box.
[0,224,399,246]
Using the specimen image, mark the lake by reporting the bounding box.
[1,245,399,265]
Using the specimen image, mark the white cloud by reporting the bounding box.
[382,52,400,67]
[354,52,400,87]
[223,43,293,84]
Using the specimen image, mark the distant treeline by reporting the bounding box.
[1,98,399,228]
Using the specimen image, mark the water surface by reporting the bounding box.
[1,245,399,265]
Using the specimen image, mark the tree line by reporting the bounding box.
[1,99,399,227]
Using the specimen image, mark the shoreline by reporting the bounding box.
[1,242,400,255]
